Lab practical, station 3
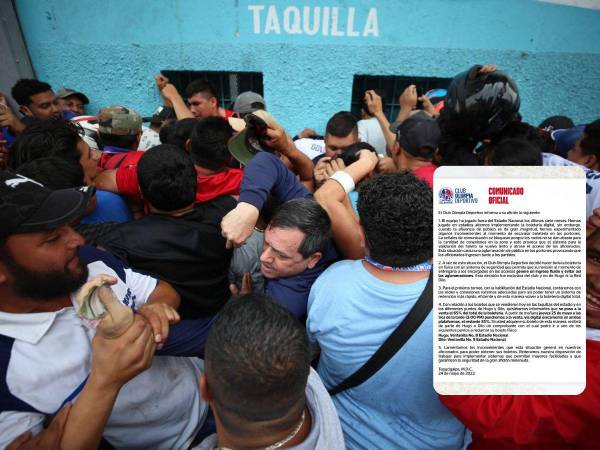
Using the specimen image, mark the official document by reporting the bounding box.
[434,166,586,395]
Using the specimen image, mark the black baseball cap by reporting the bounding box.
[397,115,441,157]
[142,106,176,124]
[0,172,94,238]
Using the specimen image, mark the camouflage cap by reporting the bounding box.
[98,106,142,136]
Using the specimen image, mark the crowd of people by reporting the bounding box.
[0,63,599,450]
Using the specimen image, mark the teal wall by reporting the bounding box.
[15,0,600,133]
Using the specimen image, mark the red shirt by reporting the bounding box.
[412,163,437,189]
[109,150,243,202]
[439,339,600,449]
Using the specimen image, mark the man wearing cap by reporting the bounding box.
[56,88,89,118]
[232,91,266,118]
[0,172,211,449]
[390,114,440,188]
[94,106,148,215]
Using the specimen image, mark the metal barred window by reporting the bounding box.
[351,75,452,121]
[161,70,264,109]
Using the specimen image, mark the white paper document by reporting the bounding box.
[434,166,586,395]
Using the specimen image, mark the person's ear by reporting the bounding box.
[200,373,213,402]
[19,105,32,117]
[391,141,400,157]
[210,97,218,108]
[585,154,598,170]
[185,138,192,154]
[306,252,322,269]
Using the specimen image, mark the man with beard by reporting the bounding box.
[0,172,211,449]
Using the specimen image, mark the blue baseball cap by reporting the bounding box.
[551,125,585,157]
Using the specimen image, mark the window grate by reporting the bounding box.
[161,70,264,110]
[351,75,452,121]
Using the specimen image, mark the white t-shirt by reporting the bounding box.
[294,138,325,161]
[0,247,207,450]
[138,126,161,151]
[357,117,387,155]
[542,152,600,218]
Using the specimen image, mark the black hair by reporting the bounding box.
[98,132,138,150]
[185,79,219,102]
[325,111,358,138]
[580,119,600,159]
[269,198,331,258]
[205,293,310,428]
[11,79,53,106]
[435,136,479,166]
[16,157,85,189]
[488,138,542,166]
[137,144,197,211]
[361,89,386,117]
[338,142,377,166]
[538,115,574,131]
[8,119,81,169]
[357,172,433,266]
[189,117,233,170]
[491,121,545,152]
[158,119,177,145]
[162,118,197,151]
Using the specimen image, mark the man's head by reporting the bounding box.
[137,144,197,213]
[567,120,600,171]
[260,199,331,279]
[187,117,233,171]
[185,80,220,118]
[485,138,542,166]
[17,157,85,190]
[0,172,92,299]
[11,79,61,120]
[55,88,89,116]
[324,111,359,158]
[97,106,142,150]
[393,115,440,167]
[8,120,97,183]
[161,118,197,151]
[358,172,433,267]
[232,91,266,118]
[202,293,310,434]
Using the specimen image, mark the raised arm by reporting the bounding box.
[314,150,379,259]
[59,316,155,450]
[159,83,194,120]
[221,151,311,248]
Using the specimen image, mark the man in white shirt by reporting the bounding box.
[0,172,209,450]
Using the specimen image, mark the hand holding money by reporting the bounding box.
[75,275,134,338]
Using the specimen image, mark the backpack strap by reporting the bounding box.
[328,272,433,396]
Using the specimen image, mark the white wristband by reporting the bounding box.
[329,171,355,194]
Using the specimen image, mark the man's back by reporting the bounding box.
[307,259,465,450]
[99,196,236,318]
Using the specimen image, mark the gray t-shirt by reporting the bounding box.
[228,229,265,293]
[193,368,345,450]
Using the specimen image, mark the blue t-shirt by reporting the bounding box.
[307,260,465,450]
[81,190,132,224]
